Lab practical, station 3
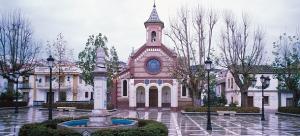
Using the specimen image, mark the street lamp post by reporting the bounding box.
[260,75,270,121]
[14,72,20,114]
[251,75,270,121]
[205,57,212,131]
[47,55,54,120]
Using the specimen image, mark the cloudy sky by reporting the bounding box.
[1,0,299,62]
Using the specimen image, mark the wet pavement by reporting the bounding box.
[0,108,89,136]
[1,108,300,136]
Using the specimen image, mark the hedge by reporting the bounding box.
[91,120,168,136]
[0,101,28,107]
[19,117,168,136]
[42,102,115,110]
[278,107,300,114]
[19,117,87,136]
[184,106,260,113]
[43,102,93,110]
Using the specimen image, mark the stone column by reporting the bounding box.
[129,79,135,108]
[93,76,107,110]
[171,79,178,110]
[158,86,162,108]
[89,47,111,127]
[145,86,149,108]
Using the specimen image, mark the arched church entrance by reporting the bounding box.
[149,86,158,107]
[136,86,145,108]
[162,86,171,107]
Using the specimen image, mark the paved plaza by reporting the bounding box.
[1,108,300,136]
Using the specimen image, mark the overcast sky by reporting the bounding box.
[1,0,299,62]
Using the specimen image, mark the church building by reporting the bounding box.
[114,4,192,111]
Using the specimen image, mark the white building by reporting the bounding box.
[216,66,293,110]
[0,65,94,106]
[29,65,93,106]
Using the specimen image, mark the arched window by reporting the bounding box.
[122,80,128,96]
[181,85,188,97]
[151,31,156,42]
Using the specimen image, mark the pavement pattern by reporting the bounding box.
[1,108,300,136]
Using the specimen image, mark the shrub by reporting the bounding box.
[278,107,300,114]
[0,101,28,107]
[91,120,168,136]
[43,102,93,110]
[184,106,260,113]
[19,117,85,136]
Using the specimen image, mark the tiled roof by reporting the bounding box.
[144,4,164,24]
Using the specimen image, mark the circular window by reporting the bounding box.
[146,58,161,74]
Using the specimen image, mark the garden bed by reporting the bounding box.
[184,106,260,113]
[0,101,28,108]
[19,117,168,136]
[278,107,300,114]
[42,102,115,110]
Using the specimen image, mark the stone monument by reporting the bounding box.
[88,47,112,127]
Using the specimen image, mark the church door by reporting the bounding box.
[149,88,158,107]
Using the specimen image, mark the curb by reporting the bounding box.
[0,106,29,110]
[38,108,117,113]
[181,110,261,116]
[275,112,300,117]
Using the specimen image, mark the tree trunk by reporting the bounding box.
[241,92,248,107]
[191,89,195,107]
[7,80,15,96]
[293,91,299,107]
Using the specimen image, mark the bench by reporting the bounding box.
[217,111,236,116]
[57,107,76,111]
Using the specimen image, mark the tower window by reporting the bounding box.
[151,31,156,42]
[122,80,128,96]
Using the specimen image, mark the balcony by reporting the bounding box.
[19,83,32,89]
[36,82,71,90]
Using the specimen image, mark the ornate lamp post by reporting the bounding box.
[251,75,270,121]
[204,57,212,130]
[47,55,54,120]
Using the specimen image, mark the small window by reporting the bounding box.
[264,96,269,105]
[79,76,82,84]
[231,78,233,89]
[67,76,70,81]
[91,92,94,100]
[85,92,89,98]
[122,80,128,96]
[151,31,156,42]
[39,78,42,83]
[227,79,230,89]
[181,85,188,97]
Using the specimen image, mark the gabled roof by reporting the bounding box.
[233,65,275,74]
[130,44,176,59]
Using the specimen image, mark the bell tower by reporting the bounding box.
[144,3,164,46]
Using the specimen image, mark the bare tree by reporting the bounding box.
[46,33,73,101]
[0,11,40,96]
[218,12,264,107]
[166,6,218,106]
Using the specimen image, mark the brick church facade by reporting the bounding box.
[112,4,192,111]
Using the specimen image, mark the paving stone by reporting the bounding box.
[1,108,300,136]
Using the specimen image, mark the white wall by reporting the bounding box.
[248,91,278,110]
[281,93,293,107]
[223,72,293,109]
[77,83,93,101]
